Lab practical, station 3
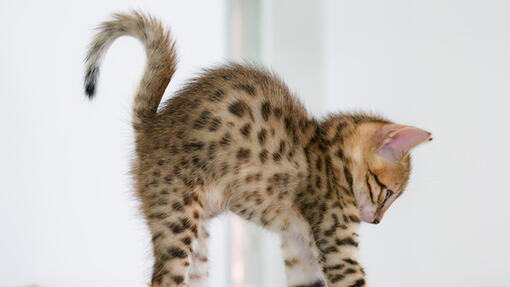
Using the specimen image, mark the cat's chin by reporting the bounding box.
[360,207,378,224]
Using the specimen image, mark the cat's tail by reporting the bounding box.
[84,11,176,132]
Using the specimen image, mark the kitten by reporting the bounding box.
[84,11,431,287]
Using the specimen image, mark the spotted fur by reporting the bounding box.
[85,11,431,287]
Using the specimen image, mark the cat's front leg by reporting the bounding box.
[314,211,366,287]
[281,232,326,287]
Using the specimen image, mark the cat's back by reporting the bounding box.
[145,64,316,189]
[160,64,310,125]
[154,63,314,146]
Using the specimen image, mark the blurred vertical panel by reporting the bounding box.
[260,0,325,116]
[258,2,325,284]
[228,0,325,286]
[229,1,263,286]
[208,214,231,287]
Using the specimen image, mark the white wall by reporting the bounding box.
[324,1,510,286]
[0,1,227,286]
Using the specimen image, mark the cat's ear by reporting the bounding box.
[375,124,431,162]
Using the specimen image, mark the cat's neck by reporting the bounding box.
[296,128,360,226]
[310,142,357,204]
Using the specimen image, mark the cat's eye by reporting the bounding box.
[384,190,393,201]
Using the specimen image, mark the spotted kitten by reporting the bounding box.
[84,11,431,287]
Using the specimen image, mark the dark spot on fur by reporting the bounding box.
[273,107,282,119]
[209,89,224,102]
[228,101,247,117]
[180,217,191,229]
[270,173,290,185]
[208,142,217,159]
[337,149,344,160]
[344,168,353,190]
[180,159,189,168]
[279,140,286,153]
[221,162,229,176]
[183,194,192,205]
[323,245,339,253]
[191,155,201,167]
[172,201,184,211]
[259,149,268,163]
[316,157,322,171]
[315,176,322,188]
[330,274,345,283]
[344,258,359,265]
[261,101,271,121]
[182,236,192,245]
[209,118,222,131]
[172,275,184,284]
[336,237,359,247]
[284,117,293,132]
[168,247,187,259]
[344,268,357,275]
[193,110,211,129]
[237,148,251,160]
[167,221,187,234]
[191,225,198,237]
[240,123,251,138]
[220,133,232,147]
[349,279,365,287]
[152,232,163,242]
[183,141,204,152]
[348,215,360,223]
[257,129,267,145]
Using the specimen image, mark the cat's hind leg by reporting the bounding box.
[144,184,204,287]
[281,232,326,287]
[187,223,210,287]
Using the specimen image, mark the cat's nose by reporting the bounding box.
[372,219,380,224]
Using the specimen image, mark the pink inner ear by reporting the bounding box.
[377,124,431,162]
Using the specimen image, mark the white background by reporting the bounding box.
[2,0,510,286]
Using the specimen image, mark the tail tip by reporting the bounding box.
[85,81,96,99]
[84,65,98,99]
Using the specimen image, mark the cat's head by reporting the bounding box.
[328,117,432,224]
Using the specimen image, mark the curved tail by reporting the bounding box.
[84,11,176,131]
